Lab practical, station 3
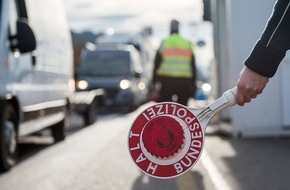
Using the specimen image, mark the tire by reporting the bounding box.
[84,99,98,126]
[0,103,18,172]
[51,106,70,143]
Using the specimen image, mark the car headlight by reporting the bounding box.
[120,79,131,90]
[77,80,89,90]
[138,82,146,90]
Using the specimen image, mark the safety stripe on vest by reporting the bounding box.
[162,47,192,57]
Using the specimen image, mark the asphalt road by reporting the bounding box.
[1,102,290,190]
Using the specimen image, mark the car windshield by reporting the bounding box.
[79,50,131,77]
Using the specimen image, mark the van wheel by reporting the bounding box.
[84,99,98,126]
[51,107,70,143]
[0,103,18,171]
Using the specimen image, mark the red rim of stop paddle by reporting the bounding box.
[128,102,204,179]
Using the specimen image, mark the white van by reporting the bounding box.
[0,0,73,171]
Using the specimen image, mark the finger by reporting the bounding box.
[235,92,245,106]
[244,93,251,103]
[251,93,257,98]
[256,89,263,94]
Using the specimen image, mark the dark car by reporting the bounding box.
[96,32,155,96]
[76,44,148,111]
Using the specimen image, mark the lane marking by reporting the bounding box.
[200,150,232,190]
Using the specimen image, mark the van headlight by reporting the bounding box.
[120,79,131,90]
[69,79,76,91]
[77,80,89,90]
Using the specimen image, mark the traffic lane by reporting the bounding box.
[204,131,290,190]
[85,104,216,190]
[0,112,128,190]
[13,113,95,168]
[96,135,216,190]
[13,112,119,170]
[69,105,215,190]
[0,103,215,190]
[92,122,215,190]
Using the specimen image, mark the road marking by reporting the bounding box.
[200,150,232,190]
[176,172,198,190]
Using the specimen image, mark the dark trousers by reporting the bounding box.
[158,77,193,106]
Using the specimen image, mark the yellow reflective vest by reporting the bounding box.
[156,34,194,78]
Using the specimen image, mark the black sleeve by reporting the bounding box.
[152,50,162,83]
[191,53,197,83]
[244,0,290,77]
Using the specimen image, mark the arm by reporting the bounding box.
[191,53,197,84]
[152,50,162,84]
[190,53,197,94]
[236,0,290,106]
[245,0,290,77]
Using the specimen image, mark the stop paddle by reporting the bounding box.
[128,87,237,179]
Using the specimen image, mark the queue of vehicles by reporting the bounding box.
[74,31,156,112]
[0,0,155,172]
[76,44,148,112]
[0,0,106,172]
[0,0,211,172]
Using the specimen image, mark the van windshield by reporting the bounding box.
[79,50,131,77]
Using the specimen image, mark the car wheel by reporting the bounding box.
[51,106,70,143]
[84,99,98,126]
[0,103,18,171]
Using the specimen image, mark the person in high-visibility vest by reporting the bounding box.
[152,19,196,106]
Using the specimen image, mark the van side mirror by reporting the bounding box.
[10,19,36,53]
[134,72,141,78]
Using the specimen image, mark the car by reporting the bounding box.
[75,44,148,111]
[96,31,156,99]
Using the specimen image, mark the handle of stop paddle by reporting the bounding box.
[222,86,237,107]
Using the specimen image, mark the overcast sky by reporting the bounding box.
[62,0,203,33]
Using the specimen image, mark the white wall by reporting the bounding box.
[281,52,290,127]
[227,0,290,137]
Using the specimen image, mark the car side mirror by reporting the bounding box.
[10,19,36,53]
